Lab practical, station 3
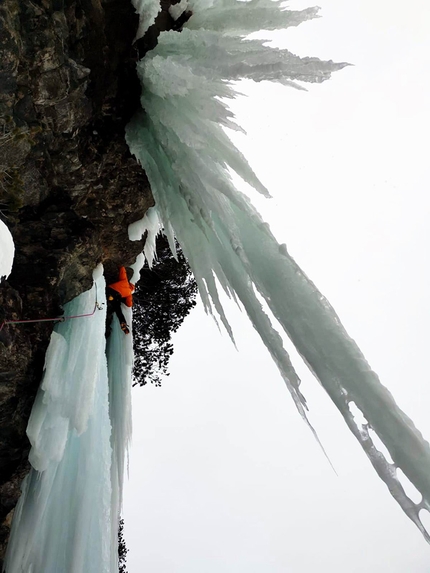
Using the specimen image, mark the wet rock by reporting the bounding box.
[0,0,155,561]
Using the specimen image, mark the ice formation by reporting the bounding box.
[4,1,430,570]
[0,219,14,280]
[106,304,134,566]
[132,0,161,40]
[185,0,319,35]
[4,267,133,572]
[126,0,430,540]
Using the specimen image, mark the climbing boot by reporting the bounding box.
[120,322,130,335]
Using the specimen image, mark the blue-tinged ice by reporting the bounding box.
[4,267,133,572]
[5,0,430,566]
[126,0,430,541]
[185,0,319,36]
[106,305,133,570]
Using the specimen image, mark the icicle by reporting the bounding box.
[128,206,162,267]
[132,0,161,41]
[127,0,430,543]
[106,309,134,572]
[186,2,320,36]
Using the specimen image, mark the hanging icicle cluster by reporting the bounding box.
[127,0,430,541]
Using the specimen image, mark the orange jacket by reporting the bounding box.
[108,267,135,307]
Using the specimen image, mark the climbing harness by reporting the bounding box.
[0,283,103,332]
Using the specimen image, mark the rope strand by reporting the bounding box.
[0,283,102,332]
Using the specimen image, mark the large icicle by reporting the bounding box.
[186,0,319,36]
[106,307,134,571]
[127,0,430,541]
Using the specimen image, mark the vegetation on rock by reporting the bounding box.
[118,518,128,573]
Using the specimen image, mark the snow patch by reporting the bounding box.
[130,253,145,281]
[0,219,14,280]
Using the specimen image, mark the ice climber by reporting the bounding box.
[106,266,134,335]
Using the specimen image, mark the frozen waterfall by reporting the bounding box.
[4,268,133,573]
[4,0,429,569]
[126,0,430,540]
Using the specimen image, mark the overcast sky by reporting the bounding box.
[124,1,430,571]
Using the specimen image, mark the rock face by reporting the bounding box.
[0,0,156,562]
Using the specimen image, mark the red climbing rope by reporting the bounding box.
[0,285,102,332]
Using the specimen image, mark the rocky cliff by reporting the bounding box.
[0,0,178,562]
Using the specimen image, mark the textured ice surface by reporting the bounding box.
[127,0,430,541]
[106,306,133,570]
[128,207,162,267]
[186,0,319,35]
[132,0,161,40]
[5,268,133,572]
[0,219,14,279]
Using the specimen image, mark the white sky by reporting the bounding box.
[124,1,430,571]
